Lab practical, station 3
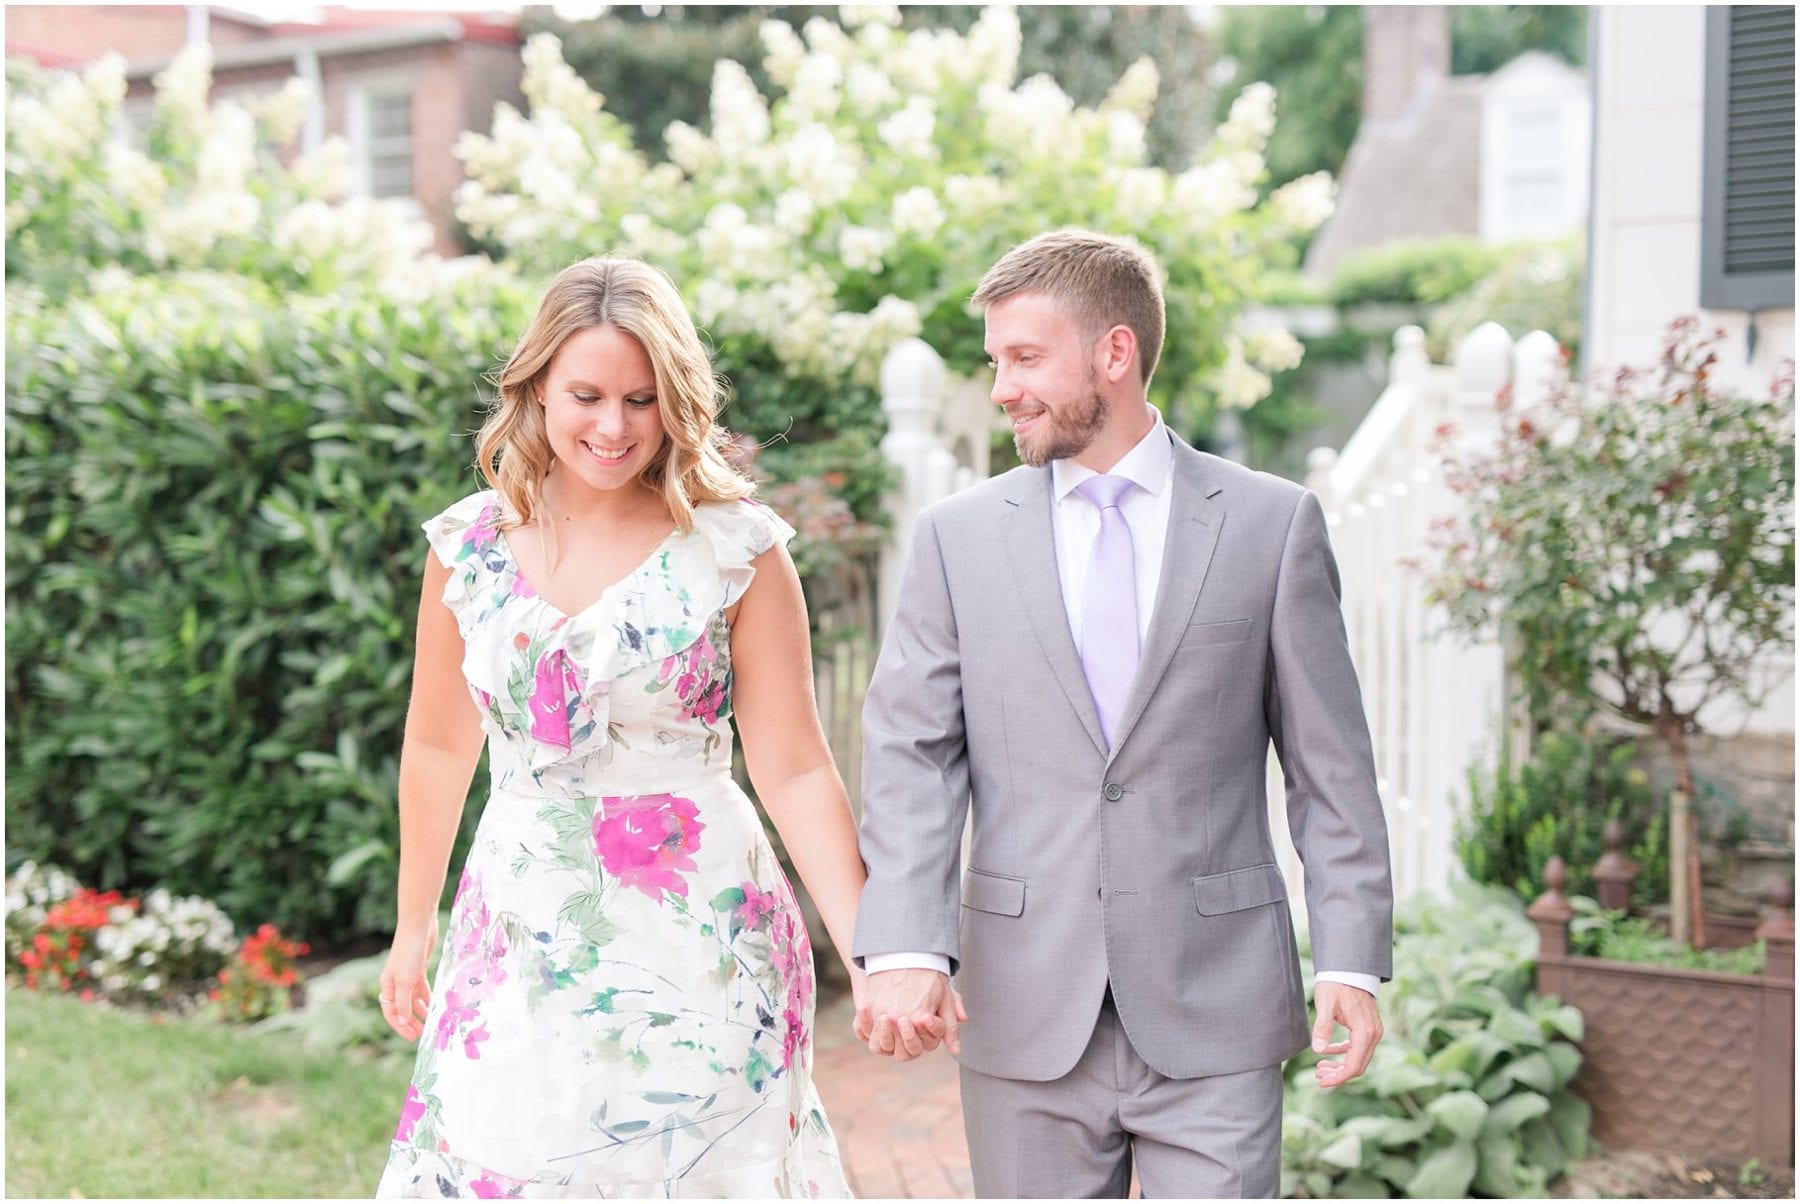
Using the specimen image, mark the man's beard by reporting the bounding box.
[1015,387,1107,468]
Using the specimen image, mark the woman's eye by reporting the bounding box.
[628,397,658,409]
[572,392,598,404]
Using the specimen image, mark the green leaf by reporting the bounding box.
[1319,1131,1364,1169]
[1334,1176,1389,1198]
[1544,1041,1582,1090]
[1404,1141,1477,1199]
[1473,1133,1523,1197]
[1480,1091,1550,1134]
[325,838,390,886]
[1549,1092,1591,1161]
[1426,1090,1488,1140]
[1341,1114,1435,1148]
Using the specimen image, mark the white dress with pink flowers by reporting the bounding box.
[376,490,849,1199]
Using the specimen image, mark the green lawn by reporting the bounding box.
[6,987,414,1197]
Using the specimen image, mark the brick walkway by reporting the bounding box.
[811,993,973,1199]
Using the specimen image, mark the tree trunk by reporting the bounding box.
[1656,709,1706,949]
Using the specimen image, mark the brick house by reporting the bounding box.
[6,5,526,255]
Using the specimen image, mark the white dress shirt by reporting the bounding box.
[868,408,1378,999]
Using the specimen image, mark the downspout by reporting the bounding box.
[295,46,324,154]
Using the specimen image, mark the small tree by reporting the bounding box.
[1423,317,1795,945]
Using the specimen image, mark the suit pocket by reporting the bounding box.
[1192,863,1287,915]
[1180,618,1253,648]
[962,868,1026,916]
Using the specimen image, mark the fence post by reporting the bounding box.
[1527,855,1575,959]
[1758,879,1795,980]
[1592,818,1641,913]
[1511,328,1564,410]
[878,338,956,633]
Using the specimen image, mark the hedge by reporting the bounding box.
[6,265,535,943]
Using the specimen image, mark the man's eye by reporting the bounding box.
[985,358,998,370]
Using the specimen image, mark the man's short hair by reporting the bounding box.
[971,229,1167,386]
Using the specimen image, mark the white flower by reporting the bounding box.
[711,61,771,153]
[1246,328,1305,374]
[142,974,161,991]
[249,76,312,147]
[963,7,1023,89]
[801,16,856,65]
[844,63,898,117]
[1213,343,1273,410]
[838,224,891,273]
[1268,171,1336,233]
[944,173,1005,216]
[522,33,602,121]
[664,121,717,176]
[290,139,350,200]
[890,186,944,238]
[1173,160,1255,223]
[877,97,935,160]
[787,53,845,121]
[760,20,807,89]
[1105,110,1146,164]
[1104,57,1159,120]
[839,5,900,30]
[1112,168,1168,223]
[780,122,857,205]
[153,43,214,145]
[694,280,741,330]
[773,187,816,236]
[138,950,156,966]
[1218,81,1276,152]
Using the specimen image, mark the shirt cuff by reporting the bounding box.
[865,952,952,976]
[1315,970,1380,998]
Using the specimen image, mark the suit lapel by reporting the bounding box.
[1004,469,1108,758]
[1106,442,1225,763]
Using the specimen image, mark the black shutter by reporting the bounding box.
[1701,5,1795,310]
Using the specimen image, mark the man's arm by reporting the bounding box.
[854,507,972,1057]
[1265,489,1394,1083]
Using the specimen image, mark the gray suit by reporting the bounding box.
[854,432,1392,1177]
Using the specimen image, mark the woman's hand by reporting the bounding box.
[378,914,438,1042]
[850,960,873,1042]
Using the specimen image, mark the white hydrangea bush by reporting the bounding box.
[3,860,79,961]
[455,5,1331,417]
[5,47,434,297]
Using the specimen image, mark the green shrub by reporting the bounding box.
[1568,898,1766,975]
[1456,730,1667,909]
[1425,238,1583,362]
[6,265,533,944]
[1283,884,1590,1198]
[1328,237,1503,308]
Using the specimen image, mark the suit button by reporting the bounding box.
[1104,782,1124,801]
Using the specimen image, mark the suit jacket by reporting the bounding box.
[853,433,1394,1082]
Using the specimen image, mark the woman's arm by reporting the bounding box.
[379,551,486,1041]
[727,543,867,983]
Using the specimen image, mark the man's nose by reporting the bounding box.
[991,369,1019,407]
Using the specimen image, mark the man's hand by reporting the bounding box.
[1311,980,1382,1088]
[859,967,967,1061]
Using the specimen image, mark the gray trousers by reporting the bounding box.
[959,990,1283,1199]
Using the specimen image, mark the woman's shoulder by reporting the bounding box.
[690,496,795,561]
[421,488,505,570]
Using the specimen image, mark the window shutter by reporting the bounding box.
[1701,6,1795,310]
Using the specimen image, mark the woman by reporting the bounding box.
[376,257,865,1197]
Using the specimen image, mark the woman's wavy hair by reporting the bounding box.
[475,256,752,534]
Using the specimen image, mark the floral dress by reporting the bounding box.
[376,490,849,1199]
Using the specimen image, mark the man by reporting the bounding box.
[851,229,1393,1198]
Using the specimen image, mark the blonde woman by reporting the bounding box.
[375,257,865,1197]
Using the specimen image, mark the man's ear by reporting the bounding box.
[1097,324,1138,385]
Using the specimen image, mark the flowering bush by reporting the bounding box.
[211,922,310,1022]
[1421,318,1794,942]
[455,7,1330,440]
[5,48,434,299]
[4,862,237,1001]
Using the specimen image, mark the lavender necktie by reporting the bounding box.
[1075,474,1140,751]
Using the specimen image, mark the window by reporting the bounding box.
[1498,103,1569,236]
[1701,6,1795,310]
[348,83,413,200]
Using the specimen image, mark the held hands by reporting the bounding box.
[1311,979,1383,1088]
[378,914,439,1042]
[854,967,967,1062]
